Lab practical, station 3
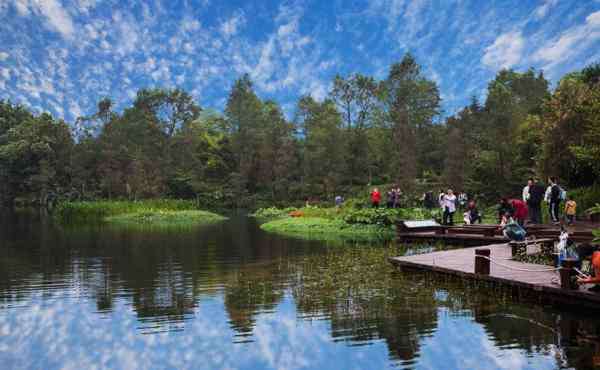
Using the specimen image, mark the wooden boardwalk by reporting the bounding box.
[389,243,600,308]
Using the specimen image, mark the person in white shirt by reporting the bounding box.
[522,179,532,202]
[442,189,457,226]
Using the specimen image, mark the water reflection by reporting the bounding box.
[1,211,600,369]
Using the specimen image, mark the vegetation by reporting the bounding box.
[105,210,226,227]
[55,199,200,222]
[54,199,226,227]
[1,57,599,210]
[260,217,395,242]
[254,204,442,241]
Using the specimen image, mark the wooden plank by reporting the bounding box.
[389,243,600,307]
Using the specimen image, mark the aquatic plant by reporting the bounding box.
[260,217,395,242]
[54,199,200,222]
[105,210,227,227]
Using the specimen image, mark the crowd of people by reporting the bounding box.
[365,176,578,227]
[369,187,403,209]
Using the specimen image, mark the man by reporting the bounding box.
[547,177,562,224]
[527,178,545,224]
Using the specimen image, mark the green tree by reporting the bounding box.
[381,54,440,190]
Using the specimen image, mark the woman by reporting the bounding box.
[465,200,482,224]
[442,189,457,226]
[370,188,381,208]
[576,244,600,291]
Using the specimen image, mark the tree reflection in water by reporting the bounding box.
[2,212,600,368]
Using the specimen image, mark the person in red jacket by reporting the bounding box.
[509,198,528,226]
[370,188,381,208]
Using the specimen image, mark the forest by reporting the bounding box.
[1,54,599,210]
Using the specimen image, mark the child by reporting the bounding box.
[565,196,577,225]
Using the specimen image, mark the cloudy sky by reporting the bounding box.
[0,0,599,123]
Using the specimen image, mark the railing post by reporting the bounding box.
[560,259,577,290]
[475,248,490,275]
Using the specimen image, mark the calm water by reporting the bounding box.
[1,211,600,370]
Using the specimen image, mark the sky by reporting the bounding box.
[0,0,599,123]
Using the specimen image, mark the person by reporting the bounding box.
[547,177,562,224]
[423,191,435,209]
[370,188,381,208]
[438,189,445,210]
[565,196,577,225]
[386,188,396,208]
[394,187,402,208]
[502,217,526,241]
[442,189,457,226]
[527,178,545,224]
[458,192,468,209]
[509,198,528,226]
[576,243,600,292]
[522,179,530,203]
[335,195,344,208]
[465,200,482,224]
[497,198,514,223]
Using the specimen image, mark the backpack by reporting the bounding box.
[559,186,567,201]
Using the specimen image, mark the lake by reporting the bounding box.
[1,210,600,370]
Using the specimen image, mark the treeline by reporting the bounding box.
[1,54,599,208]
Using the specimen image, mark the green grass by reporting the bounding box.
[55,199,200,222]
[105,210,227,227]
[260,217,395,242]
[54,200,227,228]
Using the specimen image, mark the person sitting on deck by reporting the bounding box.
[497,198,514,223]
[501,216,526,241]
[464,200,482,224]
[576,244,600,292]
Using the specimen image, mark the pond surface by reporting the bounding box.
[1,211,600,370]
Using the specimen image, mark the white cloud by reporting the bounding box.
[533,0,558,20]
[36,0,75,39]
[220,13,245,38]
[482,31,524,69]
[0,51,8,61]
[533,11,600,68]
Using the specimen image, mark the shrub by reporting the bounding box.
[251,207,297,219]
[568,185,600,216]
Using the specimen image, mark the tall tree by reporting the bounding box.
[381,54,440,190]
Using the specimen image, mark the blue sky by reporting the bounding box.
[0,0,599,123]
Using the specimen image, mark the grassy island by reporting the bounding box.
[261,217,395,242]
[55,200,227,227]
[254,205,438,242]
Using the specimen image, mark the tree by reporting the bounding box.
[330,74,378,186]
[296,96,345,197]
[539,69,600,187]
[225,75,265,195]
[381,54,440,190]
[0,111,73,205]
[133,88,201,138]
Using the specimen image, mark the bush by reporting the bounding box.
[342,207,439,226]
[568,185,600,216]
[251,207,297,219]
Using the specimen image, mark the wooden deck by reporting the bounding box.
[396,221,595,245]
[389,243,600,308]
